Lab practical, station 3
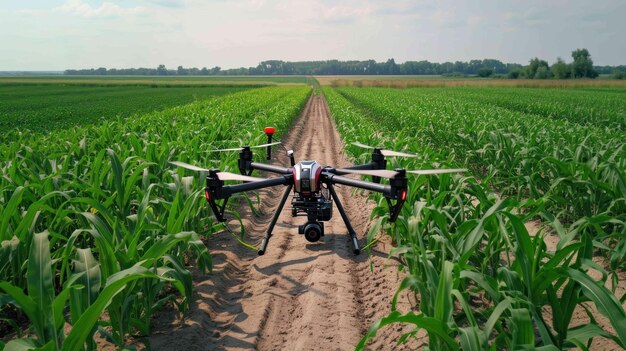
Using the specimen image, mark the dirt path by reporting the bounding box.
[149,93,416,350]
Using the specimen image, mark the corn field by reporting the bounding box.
[1,81,625,350]
[0,87,311,350]
[323,86,626,350]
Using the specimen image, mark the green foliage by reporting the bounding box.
[534,66,552,79]
[0,83,252,137]
[572,48,599,78]
[524,57,550,78]
[508,68,522,79]
[0,86,311,349]
[551,57,572,79]
[477,67,493,77]
[323,86,626,350]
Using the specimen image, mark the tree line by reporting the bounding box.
[504,49,624,79]
[65,49,625,79]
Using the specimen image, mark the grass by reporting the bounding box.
[0,83,253,137]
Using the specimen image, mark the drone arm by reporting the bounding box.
[220,175,292,198]
[325,172,407,223]
[325,173,391,195]
[335,162,379,173]
[250,162,292,175]
[205,175,293,222]
[335,162,384,183]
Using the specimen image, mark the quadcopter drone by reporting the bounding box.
[172,127,466,256]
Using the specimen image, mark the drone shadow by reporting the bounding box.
[309,233,391,260]
[252,251,333,297]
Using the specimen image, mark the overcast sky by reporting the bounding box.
[1,0,624,70]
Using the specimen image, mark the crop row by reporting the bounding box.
[0,86,311,350]
[0,84,253,138]
[323,86,626,350]
[333,87,625,244]
[421,87,626,131]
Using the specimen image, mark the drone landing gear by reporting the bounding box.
[258,184,293,255]
[256,182,361,256]
[327,183,361,255]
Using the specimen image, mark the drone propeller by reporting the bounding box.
[170,161,265,182]
[336,168,468,179]
[209,141,282,152]
[351,142,418,158]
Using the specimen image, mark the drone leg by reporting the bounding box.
[327,183,360,255]
[258,184,293,256]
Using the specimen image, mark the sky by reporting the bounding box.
[0,0,624,70]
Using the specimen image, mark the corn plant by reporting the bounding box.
[0,86,311,349]
[323,86,626,350]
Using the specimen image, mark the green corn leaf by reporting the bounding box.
[62,264,159,351]
[567,268,626,347]
[140,232,194,264]
[52,286,72,336]
[511,308,534,347]
[0,282,37,329]
[0,187,25,241]
[69,248,101,324]
[355,310,459,351]
[566,323,614,347]
[460,270,501,302]
[484,298,511,338]
[459,326,484,351]
[3,338,53,351]
[434,260,453,323]
[27,231,55,344]
[503,212,534,297]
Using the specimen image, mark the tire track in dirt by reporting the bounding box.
[150,93,417,350]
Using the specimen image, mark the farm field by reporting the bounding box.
[0,86,311,350]
[316,75,626,88]
[323,85,626,350]
[0,75,310,86]
[0,83,255,137]
[1,81,625,350]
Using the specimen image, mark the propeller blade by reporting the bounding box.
[352,141,417,157]
[337,168,467,179]
[171,162,266,182]
[406,168,468,175]
[381,150,418,157]
[170,161,210,172]
[215,172,266,182]
[251,141,281,149]
[336,169,399,178]
[209,141,281,152]
[352,141,375,149]
[210,147,246,152]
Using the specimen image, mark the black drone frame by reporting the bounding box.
[204,146,407,256]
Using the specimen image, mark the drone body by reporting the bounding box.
[172,128,465,256]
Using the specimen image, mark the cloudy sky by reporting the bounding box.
[1,0,624,70]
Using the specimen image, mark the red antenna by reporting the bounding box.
[264,127,275,160]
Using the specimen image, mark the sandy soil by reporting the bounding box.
[148,93,417,350]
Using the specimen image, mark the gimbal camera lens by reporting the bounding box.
[299,221,323,242]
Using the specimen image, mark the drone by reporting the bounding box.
[171,127,466,256]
